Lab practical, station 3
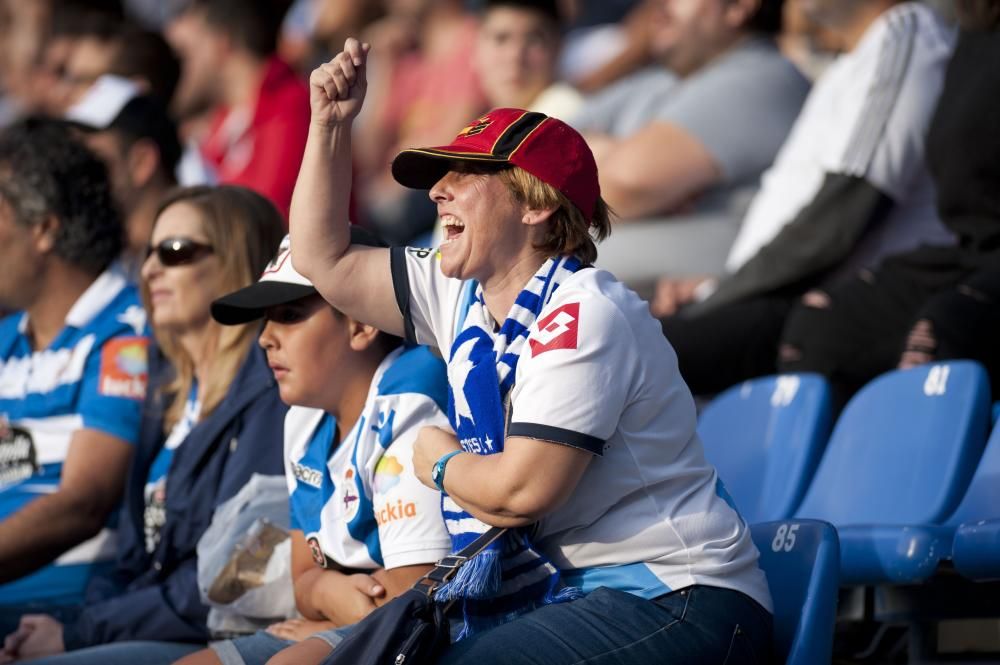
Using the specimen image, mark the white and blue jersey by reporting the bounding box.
[284,346,452,571]
[0,267,149,605]
[392,248,773,612]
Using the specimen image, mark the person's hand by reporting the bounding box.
[265,618,336,643]
[314,571,385,626]
[4,615,64,661]
[309,38,370,127]
[650,276,711,318]
[899,318,937,370]
[413,426,461,490]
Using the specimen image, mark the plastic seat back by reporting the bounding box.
[699,374,832,522]
[751,520,840,665]
[950,421,1000,580]
[948,418,1000,526]
[795,362,990,526]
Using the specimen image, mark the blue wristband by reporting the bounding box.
[431,450,464,492]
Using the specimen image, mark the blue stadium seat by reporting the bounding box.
[950,420,1000,580]
[698,374,832,523]
[794,362,990,585]
[750,520,840,665]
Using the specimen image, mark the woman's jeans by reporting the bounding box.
[24,641,203,665]
[437,585,773,665]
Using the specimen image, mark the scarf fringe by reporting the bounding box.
[435,548,502,601]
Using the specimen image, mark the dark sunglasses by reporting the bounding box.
[146,237,215,267]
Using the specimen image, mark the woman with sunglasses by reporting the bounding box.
[7,186,288,665]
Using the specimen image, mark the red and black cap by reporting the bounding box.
[391,108,600,219]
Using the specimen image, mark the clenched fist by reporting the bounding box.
[309,37,370,127]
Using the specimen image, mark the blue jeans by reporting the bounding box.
[27,641,203,665]
[437,585,773,665]
[0,604,81,638]
[212,625,356,665]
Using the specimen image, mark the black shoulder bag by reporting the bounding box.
[319,527,507,665]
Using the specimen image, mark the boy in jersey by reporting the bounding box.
[0,119,148,632]
[177,231,452,665]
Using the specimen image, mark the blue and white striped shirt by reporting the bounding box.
[0,267,149,606]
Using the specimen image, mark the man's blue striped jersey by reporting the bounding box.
[0,267,149,606]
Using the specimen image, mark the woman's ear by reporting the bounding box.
[348,319,381,351]
[522,205,558,227]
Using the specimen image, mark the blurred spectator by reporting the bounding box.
[2,186,287,664]
[66,76,182,281]
[556,0,646,88]
[577,0,810,283]
[279,0,384,73]
[0,119,147,633]
[657,0,956,397]
[110,24,181,109]
[474,0,582,118]
[356,0,486,244]
[0,2,123,118]
[781,1,1000,400]
[168,0,309,219]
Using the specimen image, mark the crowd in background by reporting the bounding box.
[0,0,999,662]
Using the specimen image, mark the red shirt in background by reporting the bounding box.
[200,57,310,221]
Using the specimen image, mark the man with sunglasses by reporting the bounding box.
[0,119,149,635]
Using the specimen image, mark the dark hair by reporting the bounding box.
[110,96,183,180]
[110,24,182,106]
[955,0,1000,30]
[483,0,562,26]
[50,2,123,40]
[0,117,122,275]
[191,0,294,57]
[742,0,785,36]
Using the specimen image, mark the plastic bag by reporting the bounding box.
[196,473,297,636]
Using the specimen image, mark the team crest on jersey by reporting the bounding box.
[99,337,149,400]
[529,303,580,356]
[457,116,492,138]
[0,417,38,486]
[339,468,360,521]
[307,535,328,568]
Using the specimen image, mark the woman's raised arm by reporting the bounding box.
[289,38,404,337]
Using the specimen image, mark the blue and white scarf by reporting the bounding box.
[438,254,583,638]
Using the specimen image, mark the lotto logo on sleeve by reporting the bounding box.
[98,337,149,400]
[529,303,579,356]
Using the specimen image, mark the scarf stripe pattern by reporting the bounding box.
[439,255,583,639]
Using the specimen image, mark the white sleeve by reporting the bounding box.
[372,393,453,569]
[389,246,466,351]
[825,6,952,199]
[508,290,636,456]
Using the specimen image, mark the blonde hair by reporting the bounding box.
[142,185,285,432]
[497,166,612,265]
